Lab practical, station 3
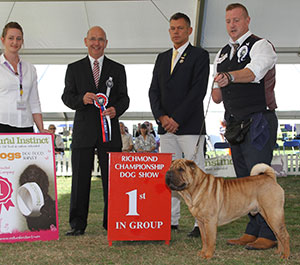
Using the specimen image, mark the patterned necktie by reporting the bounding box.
[232,43,239,56]
[93,60,100,87]
[170,49,178,74]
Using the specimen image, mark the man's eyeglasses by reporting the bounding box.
[88,37,106,42]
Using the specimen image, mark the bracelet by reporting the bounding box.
[222,72,234,83]
[213,82,220,89]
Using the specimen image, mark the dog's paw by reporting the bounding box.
[280,253,290,259]
[197,250,212,259]
[197,250,204,257]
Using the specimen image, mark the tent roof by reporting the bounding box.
[0,0,299,64]
[1,1,300,123]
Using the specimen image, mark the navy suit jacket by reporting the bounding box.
[149,44,209,135]
[62,56,130,148]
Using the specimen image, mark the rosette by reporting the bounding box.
[0,176,15,214]
[237,45,249,63]
[94,93,111,142]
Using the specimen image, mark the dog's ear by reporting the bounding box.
[186,160,197,170]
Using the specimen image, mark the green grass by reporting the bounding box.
[0,176,299,265]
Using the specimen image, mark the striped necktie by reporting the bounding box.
[93,60,100,87]
[232,43,239,56]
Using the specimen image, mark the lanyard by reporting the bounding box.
[4,61,23,97]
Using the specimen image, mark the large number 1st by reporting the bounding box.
[0,183,3,196]
[126,189,139,216]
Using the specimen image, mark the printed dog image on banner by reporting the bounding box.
[0,134,59,243]
[18,165,56,231]
[165,159,290,259]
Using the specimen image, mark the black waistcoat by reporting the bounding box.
[217,35,268,121]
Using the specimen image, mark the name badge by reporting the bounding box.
[17,100,27,110]
[216,53,228,64]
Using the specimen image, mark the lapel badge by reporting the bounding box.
[237,45,249,63]
[179,53,187,64]
[217,53,228,64]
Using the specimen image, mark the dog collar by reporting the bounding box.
[17,182,44,217]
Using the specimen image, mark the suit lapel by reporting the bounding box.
[98,56,112,95]
[171,44,192,76]
[167,49,172,75]
[164,49,173,81]
[83,56,97,91]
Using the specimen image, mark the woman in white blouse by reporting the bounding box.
[0,22,47,133]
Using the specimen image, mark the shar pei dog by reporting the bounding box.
[165,159,290,259]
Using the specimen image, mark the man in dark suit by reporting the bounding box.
[62,26,129,235]
[149,13,209,237]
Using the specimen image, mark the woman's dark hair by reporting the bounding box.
[2,21,23,38]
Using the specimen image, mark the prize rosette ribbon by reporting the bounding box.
[0,176,15,214]
[94,93,111,142]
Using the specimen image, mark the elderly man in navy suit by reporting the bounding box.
[62,26,129,235]
[149,13,209,237]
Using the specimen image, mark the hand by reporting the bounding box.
[214,72,230,88]
[83,92,98,105]
[159,115,179,134]
[39,129,51,133]
[103,107,116,119]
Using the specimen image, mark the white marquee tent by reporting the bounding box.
[1,0,300,129]
[1,0,299,64]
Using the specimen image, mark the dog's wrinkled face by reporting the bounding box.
[165,159,196,191]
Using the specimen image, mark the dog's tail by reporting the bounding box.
[250,163,276,180]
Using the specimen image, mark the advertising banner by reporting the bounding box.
[108,153,172,245]
[0,133,59,243]
[205,155,235,177]
[205,154,288,177]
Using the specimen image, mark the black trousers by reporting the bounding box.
[0,123,33,133]
[69,144,121,231]
[230,111,278,241]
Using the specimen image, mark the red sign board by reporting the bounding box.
[108,153,172,245]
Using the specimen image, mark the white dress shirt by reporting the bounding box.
[213,31,277,83]
[0,54,42,128]
[172,41,190,68]
[88,54,104,76]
